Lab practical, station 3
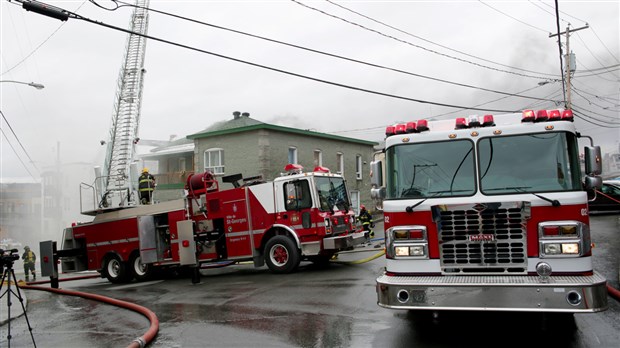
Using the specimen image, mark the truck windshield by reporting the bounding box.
[315,176,350,212]
[479,132,582,194]
[385,139,476,199]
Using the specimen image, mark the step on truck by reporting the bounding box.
[40,165,365,285]
[371,109,608,313]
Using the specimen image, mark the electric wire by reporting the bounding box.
[291,0,557,80]
[0,127,37,181]
[0,109,40,175]
[1,1,88,76]
[479,0,550,34]
[324,0,556,77]
[22,1,522,114]
[575,32,620,80]
[109,0,556,102]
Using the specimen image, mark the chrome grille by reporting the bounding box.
[436,202,529,274]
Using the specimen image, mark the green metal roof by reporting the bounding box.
[187,121,377,146]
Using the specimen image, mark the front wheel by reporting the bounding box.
[264,235,300,274]
[130,252,153,282]
[103,254,130,283]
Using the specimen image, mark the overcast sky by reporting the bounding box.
[1,0,619,182]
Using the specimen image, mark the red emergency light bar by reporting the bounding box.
[522,109,574,123]
[406,122,417,133]
[385,125,395,137]
[395,124,407,134]
[285,163,303,173]
[455,118,467,129]
[313,166,330,173]
[536,109,549,122]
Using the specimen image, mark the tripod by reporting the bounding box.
[0,259,36,347]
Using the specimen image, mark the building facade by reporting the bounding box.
[142,112,377,212]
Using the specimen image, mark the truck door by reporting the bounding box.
[278,179,313,230]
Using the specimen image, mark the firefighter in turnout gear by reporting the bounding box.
[139,168,156,204]
[22,246,36,281]
[358,205,374,239]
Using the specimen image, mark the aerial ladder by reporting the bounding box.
[97,0,150,208]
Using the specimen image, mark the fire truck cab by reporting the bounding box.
[44,165,365,284]
[372,110,608,313]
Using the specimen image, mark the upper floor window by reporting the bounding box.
[288,146,298,164]
[356,155,363,180]
[336,152,344,175]
[204,148,225,175]
[314,149,323,167]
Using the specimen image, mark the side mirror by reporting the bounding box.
[370,160,383,188]
[584,146,602,176]
[584,175,602,191]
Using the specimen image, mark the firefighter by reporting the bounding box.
[22,246,36,281]
[139,168,156,204]
[358,205,374,239]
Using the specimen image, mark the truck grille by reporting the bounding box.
[435,201,529,275]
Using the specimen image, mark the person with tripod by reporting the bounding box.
[21,246,36,281]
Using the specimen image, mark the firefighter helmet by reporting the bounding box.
[24,246,30,250]
[142,168,149,173]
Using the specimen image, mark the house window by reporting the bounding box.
[179,157,187,171]
[288,147,298,164]
[356,155,363,180]
[204,148,224,175]
[314,150,323,167]
[336,152,344,175]
[350,191,360,214]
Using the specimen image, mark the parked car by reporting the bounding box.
[588,181,620,214]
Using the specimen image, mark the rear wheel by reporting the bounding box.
[130,252,153,282]
[104,254,130,283]
[264,235,300,274]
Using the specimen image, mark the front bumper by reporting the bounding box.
[376,271,608,312]
[324,231,367,250]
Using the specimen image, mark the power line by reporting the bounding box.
[324,0,556,77]
[108,0,557,103]
[1,127,37,180]
[20,1,521,114]
[290,0,557,80]
[479,0,550,34]
[0,110,40,174]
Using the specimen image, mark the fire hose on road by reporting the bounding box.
[19,277,158,348]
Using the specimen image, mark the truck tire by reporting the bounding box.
[265,235,300,274]
[130,252,153,282]
[104,254,130,283]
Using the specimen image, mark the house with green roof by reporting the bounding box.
[139,111,378,212]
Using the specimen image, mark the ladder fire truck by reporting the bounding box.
[371,109,608,313]
[41,164,365,284]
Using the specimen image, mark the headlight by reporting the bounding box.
[393,244,427,258]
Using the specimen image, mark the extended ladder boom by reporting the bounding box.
[100,0,150,208]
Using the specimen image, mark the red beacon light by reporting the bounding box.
[284,163,303,174]
[406,121,417,133]
[548,109,561,121]
[313,166,330,173]
[385,125,395,137]
[535,109,549,122]
[561,109,574,121]
[455,117,468,129]
[395,124,407,134]
[416,119,429,132]
[522,109,535,122]
[482,115,495,127]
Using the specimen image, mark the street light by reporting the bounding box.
[0,80,45,89]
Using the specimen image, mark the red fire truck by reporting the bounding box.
[41,165,365,284]
[371,109,608,313]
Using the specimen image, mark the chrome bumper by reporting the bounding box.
[323,231,366,250]
[376,272,608,312]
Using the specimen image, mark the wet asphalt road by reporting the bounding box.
[2,215,619,348]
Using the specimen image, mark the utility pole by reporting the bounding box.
[549,25,589,109]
